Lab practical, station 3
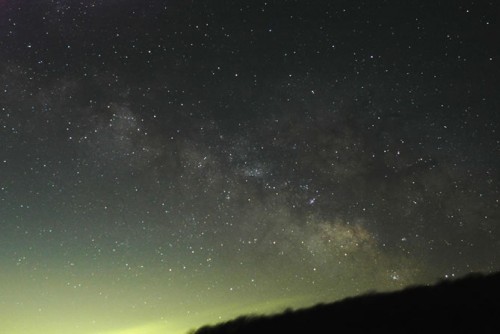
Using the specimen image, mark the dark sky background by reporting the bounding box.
[0,0,499,333]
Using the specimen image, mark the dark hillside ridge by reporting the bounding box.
[194,272,500,334]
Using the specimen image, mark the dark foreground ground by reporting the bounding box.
[193,272,500,334]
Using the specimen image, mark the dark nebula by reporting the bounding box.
[0,1,498,333]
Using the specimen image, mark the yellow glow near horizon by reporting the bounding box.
[89,295,318,334]
[92,321,186,334]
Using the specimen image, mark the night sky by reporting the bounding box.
[1,0,499,333]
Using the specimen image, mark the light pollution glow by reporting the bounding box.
[1,0,499,333]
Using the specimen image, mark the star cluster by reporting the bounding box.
[0,1,499,333]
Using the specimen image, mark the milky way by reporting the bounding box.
[0,1,499,333]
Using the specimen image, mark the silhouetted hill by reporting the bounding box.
[193,272,500,334]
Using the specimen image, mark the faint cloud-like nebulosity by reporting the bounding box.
[0,1,499,333]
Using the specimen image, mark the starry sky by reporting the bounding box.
[0,0,499,333]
